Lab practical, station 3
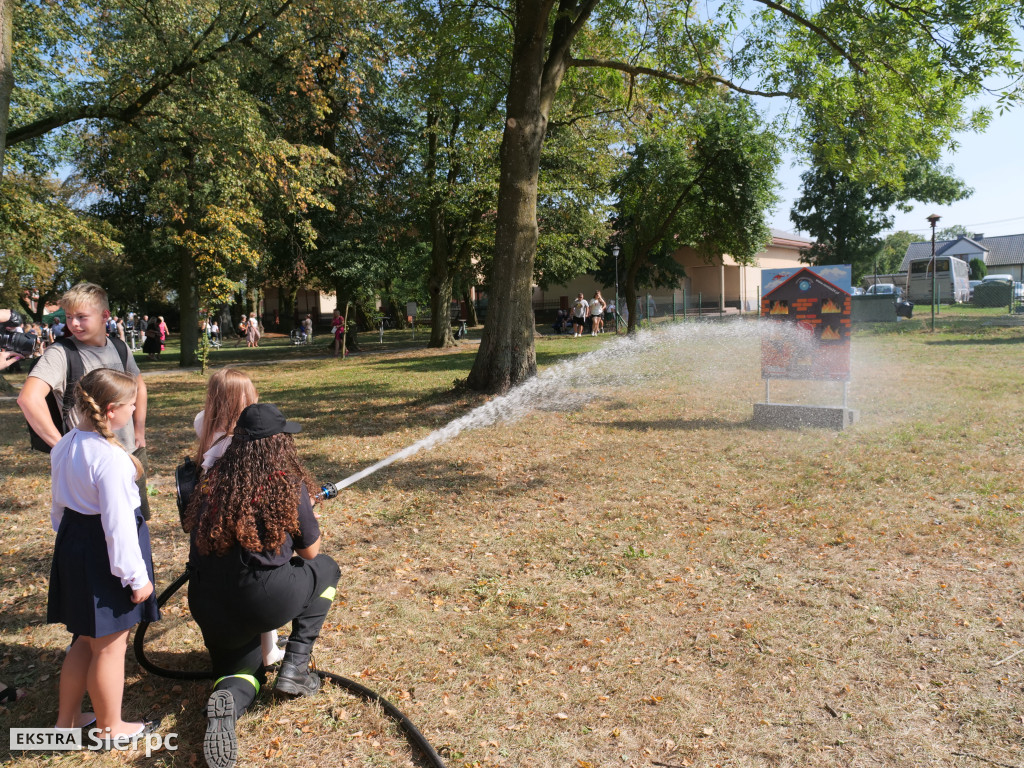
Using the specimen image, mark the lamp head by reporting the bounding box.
[927,213,941,227]
[612,245,620,257]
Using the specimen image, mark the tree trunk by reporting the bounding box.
[463,288,478,327]
[334,284,361,352]
[466,0,583,392]
[466,16,546,391]
[624,255,644,335]
[383,285,407,330]
[281,282,298,330]
[178,245,200,366]
[0,0,13,412]
[0,0,12,178]
[428,233,456,348]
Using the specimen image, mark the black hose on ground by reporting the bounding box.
[133,569,447,768]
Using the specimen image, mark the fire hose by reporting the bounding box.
[133,568,446,768]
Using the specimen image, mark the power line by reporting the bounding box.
[898,215,1024,234]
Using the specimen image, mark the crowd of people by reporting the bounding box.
[552,290,613,336]
[1,284,339,768]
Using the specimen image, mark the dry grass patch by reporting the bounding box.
[2,319,1024,767]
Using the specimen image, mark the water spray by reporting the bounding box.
[313,317,779,500]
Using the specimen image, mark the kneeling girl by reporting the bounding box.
[183,403,340,768]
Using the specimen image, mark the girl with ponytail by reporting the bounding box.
[192,368,285,666]
[47,368,161,744]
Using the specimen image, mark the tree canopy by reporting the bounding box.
[2,0,1023,386]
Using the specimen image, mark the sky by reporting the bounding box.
[768,103,1024,241]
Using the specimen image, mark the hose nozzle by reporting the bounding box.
[315,482,339,502]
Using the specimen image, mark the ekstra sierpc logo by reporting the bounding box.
[10,727,177,756]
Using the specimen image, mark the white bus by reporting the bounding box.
[906,255,970,304]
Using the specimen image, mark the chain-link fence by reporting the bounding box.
[533,292,747,330]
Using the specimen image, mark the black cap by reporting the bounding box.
[236,403,301,440]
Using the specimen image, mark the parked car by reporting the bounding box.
[968,279,982,300]
[1015,282,1024,301]
[864,283,904,298]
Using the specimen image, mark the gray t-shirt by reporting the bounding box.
[29,338,142,451]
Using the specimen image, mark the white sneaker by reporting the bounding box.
[264,645,286,666]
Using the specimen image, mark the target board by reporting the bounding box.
[760,266,852,382]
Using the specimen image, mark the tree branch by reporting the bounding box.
[567,56,794,98]
[752,0,865,74]
[7,0,299,146]
[640,155,719,256]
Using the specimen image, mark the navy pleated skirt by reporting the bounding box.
[48,508,160,637]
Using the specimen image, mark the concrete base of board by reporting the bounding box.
[752,403,858,430]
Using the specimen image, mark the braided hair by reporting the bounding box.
[74,368,143,480]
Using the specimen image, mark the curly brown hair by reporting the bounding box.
[184,433,315,557]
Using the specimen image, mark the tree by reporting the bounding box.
[2,0,308,175]
[77,2,349,366]
[0,0,11,177]
[969,257,987,281]
[613,97,779,333]
[466,0,1024,392]
[876,231,924,277]
[790,157,970,281]
[0,173,120,317]
[938,224,970,241]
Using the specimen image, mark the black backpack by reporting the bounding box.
[28,336,130,453]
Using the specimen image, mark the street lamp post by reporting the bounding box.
[612,245,620,334]
[927,213,941,331]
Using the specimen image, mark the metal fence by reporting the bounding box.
[533,291,746,326]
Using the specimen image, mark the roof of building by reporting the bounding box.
[901,233,1024,271]
[769,228,814,250]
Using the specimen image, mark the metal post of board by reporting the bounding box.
[698,293,703,318]
[756,286,760,314]
[683,289,687,319]
[842,381,848,409]
[719,294,723,318]
[672,293,676,321]
[765,379,771,404]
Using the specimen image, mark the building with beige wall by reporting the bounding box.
[532,229,813,315]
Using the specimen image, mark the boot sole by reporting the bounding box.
[204,690,237,768]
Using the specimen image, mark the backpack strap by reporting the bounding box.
[54,337,130,429]
[110,336,130,371]
[54,337,84,432]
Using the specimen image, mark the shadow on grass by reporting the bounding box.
[608,416,753,432]
[924,335,1024,346]
[300,454,489,496]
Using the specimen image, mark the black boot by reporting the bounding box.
[204,690,237,768]
[274,643,320,698]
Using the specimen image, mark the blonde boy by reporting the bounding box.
[18,283,151,517]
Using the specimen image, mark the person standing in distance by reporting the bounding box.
[571,292,589,338]
[589,291,607,336]
[17,283,152,520]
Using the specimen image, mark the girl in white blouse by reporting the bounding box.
[48,369,160,741]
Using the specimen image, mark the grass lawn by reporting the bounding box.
[1,313,1023,767]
